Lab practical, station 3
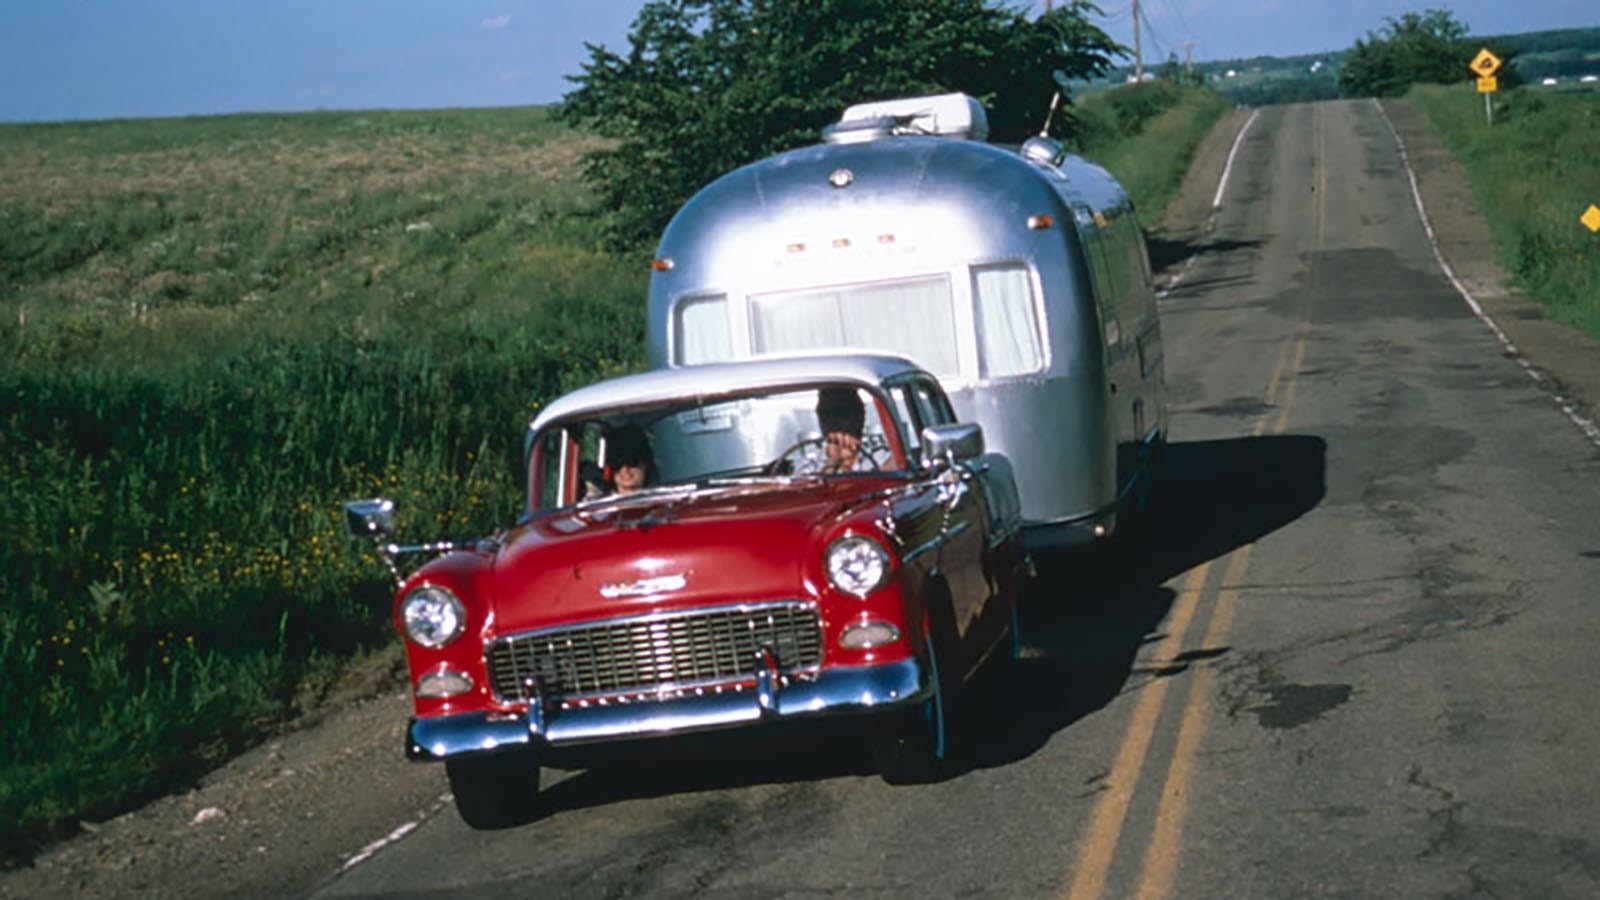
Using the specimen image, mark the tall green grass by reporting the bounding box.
[1067,81,1231,219]
[1409,83,1600,336]
[0,106,645,858]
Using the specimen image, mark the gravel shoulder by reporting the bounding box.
[4,98,1597,900]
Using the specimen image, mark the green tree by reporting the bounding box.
[1338,8,1475,97]
[561,0,1122,249]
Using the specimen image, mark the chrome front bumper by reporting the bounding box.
[405,657,927,761]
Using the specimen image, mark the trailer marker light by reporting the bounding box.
[787,243,807,254]
[650,257,675,272]
[832,238,851,249]
[1026,214,1055,230]
[877,234,896,244]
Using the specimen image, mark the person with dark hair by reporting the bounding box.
[814,386,871,474]
[607,424,654,494]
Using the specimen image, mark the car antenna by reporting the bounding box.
[1039,69,1073,137]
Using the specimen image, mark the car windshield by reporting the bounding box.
[531,383,901,510]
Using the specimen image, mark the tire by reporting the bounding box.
[445,749,542,829]
[870,612,964,784]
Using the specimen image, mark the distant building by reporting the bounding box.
[1542,77,1559,86]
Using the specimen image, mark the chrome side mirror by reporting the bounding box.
[343,497,467,588]
[922,422,984,468]
[345,498,396,539]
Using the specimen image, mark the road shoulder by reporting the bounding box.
[1379,98,1600,439]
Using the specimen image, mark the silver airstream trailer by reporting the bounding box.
[645,92,1165,547]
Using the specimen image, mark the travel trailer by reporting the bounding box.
[645,92,1166,546]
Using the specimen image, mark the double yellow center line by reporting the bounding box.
[1065,104,1326,900]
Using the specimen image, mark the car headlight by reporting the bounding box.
[400,584,465,648]
[826,535,891,597]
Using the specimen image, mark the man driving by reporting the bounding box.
[813,386,874,474]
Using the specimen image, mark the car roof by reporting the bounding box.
[528,352,927,433]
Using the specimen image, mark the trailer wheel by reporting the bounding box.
[446,749,541,829]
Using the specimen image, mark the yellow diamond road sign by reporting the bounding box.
[1470,47,1502,77]
[1583,204,1600,234]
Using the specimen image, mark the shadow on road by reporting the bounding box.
[968,433,1327,771]
[532,433,1327,816]
[1147,234,1264,273]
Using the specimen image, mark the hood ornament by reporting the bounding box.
[599,572,688,599]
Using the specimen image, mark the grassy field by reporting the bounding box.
[1408,84,1600,336]
[0,106,646,859]
[0,85,1225,859]
[1067,81,1231,220]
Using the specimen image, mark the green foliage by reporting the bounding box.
[1339,8,1485,98]
[561,0,1123,249]
[1408,84,1600,335]
[1499,27,1600,82]
[1067,82,1229,217]
[0,106,645,858]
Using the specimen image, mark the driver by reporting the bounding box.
[813,387,872,474]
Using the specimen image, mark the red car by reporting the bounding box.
[346,353,1030,828]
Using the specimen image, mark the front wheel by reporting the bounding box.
[445,749,541,829]
[869,618,963,784]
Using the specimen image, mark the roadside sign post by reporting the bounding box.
[1470,48,1502,126]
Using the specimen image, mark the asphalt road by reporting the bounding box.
[315,100,1600,898]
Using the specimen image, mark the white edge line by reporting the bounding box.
[1159,107,1260,300]
[1213,108,1261,210]
[1373,98,1600,449]
[342,820,419,870]
[338,790,452,872]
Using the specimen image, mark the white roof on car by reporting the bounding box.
[528,352,926,432]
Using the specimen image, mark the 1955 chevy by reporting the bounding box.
[346,353,1030,828]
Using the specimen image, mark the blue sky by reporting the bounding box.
[1,1,1596,122]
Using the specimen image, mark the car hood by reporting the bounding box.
[487,479,897,634]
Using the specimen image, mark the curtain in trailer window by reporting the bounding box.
[972,264,1043,378]
[674,294,732,365]
[749,276,959,378]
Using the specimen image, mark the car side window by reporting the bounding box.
[911,379,952,428]
[534,427,568,509]
[533,422,610,510]
[887,384,925,457]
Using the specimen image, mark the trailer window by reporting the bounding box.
[749,276,959,378]
[674,294,732,365]
[972,263,1044,378]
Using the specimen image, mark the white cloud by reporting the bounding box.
[481,15,512,30]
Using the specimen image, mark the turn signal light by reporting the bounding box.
[416,668,474,698]
[839,621,902,649]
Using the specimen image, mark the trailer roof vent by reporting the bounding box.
[825,93,988,143]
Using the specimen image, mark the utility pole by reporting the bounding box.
[1133,0,1144,82]
[1183,38,1196,78]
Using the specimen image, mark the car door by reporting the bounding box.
[900,377,997,674]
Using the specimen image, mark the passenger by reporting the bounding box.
[814,387,872,474]
[607,424,654,494]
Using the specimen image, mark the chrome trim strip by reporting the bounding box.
[903,534,946,563]
[906,518,975,562]
[490,598,812,645]
[405,657,927,760]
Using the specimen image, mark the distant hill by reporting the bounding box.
[1082,25,1600,105]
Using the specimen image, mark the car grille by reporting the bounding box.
[486,601,823,703]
